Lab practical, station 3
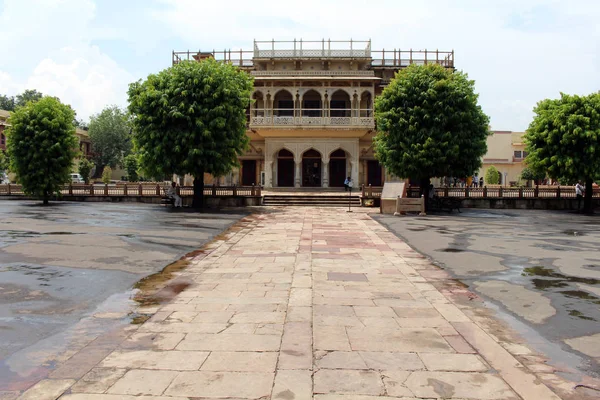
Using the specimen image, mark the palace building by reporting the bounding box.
[173,40,454,188]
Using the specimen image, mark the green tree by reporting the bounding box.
[0,95,15,111]
[0,150,8,175]
[374,64,490,204]
[525,92,600,213]
[485,166,500,185]
[102,166,112,184]
[123,154,139,182]
[520,166,545,186]
[128,58,253,208]
[78,158,94,184]
[6,97,77,204]
[74,118,89,130]
[15,89,43,108]
[88,105,131,176]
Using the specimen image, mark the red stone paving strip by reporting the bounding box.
[13,207,572,400]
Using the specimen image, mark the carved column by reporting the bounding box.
[350,160,359,185]
[294,161,301,188]
[265,161,273,188]
[322,159,329,188]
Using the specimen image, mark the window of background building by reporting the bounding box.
[0,134,5,145]
[514,150,522,158]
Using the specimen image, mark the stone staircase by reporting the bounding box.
[263,194,361,207]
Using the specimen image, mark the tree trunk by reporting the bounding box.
[584,177,594,214]
[192,171,204,209]
[43,190,49,205]
[419,177,431,212]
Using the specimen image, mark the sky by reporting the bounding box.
[0,0,598,130]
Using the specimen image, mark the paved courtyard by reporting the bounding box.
[375,209,600,382]
[8,206,591,400]
[0,201,245,392]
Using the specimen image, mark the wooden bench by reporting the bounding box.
[394,195,426,216]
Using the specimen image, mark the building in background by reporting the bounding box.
[173,39,454,188]
[479,131,527,186]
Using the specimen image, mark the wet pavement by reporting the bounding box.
[0,200,245,391]
[10,207,571,400]
[375,209,600,381]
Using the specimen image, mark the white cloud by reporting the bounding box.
[25,46,133,120]
[1,0,599,129]
[0,0,132,120]
[154,0,600,130]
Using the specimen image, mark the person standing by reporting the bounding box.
[473,174,479,188]
[575,181,584,211]
[344,176,351,192]
[479,176,484,187]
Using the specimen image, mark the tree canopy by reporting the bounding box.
[128,58,253,207]
[0,95,15,111]
[88,105,131,174]
[374,64,490,199]
[0,150,8,174]
[6,96,78,204]
[525,92,600,212]
[0,89,45,112]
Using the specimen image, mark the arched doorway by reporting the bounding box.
[302,149,322,187]
[330,90,351,117]
[329,149,347,187]
[302,90,322,117]
[277,149,295,187]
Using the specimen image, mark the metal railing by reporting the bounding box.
[371,49,454,68]
[173,40,453,70]
[253,39,371,59]
[0,184,262,197]
[360,185,600,200]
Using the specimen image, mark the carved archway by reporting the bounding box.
[330,90,351,118]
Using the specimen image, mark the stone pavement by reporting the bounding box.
[16,207,565,400]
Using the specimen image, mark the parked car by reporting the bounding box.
[71,173,84,183]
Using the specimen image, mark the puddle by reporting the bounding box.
[522,266,600,286]
[440,248,464,253]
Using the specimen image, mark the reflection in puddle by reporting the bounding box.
[522,266,600,285]
[523,266,600,321]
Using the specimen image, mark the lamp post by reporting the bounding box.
[347,179,353,213]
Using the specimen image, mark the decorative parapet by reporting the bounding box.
[251,70,375,77]
[249,116,374,128]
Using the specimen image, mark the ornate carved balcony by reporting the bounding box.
[249,114,374,129]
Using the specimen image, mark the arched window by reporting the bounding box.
[330,90,351,117]
[302,90,322,117]
[273,90,294,117]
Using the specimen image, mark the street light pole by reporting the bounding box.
[347,181,353,213]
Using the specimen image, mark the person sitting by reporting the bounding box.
[344,176,351,191]
[167,182,182,208]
